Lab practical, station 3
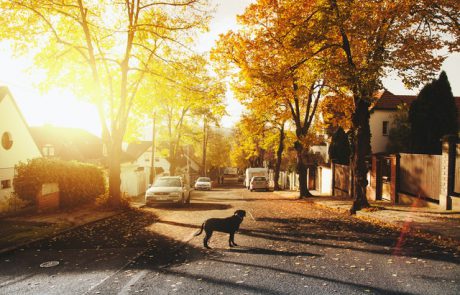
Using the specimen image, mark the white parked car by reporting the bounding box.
[145,176,191,206]
[250,176,269,192]
[194,177,212,190]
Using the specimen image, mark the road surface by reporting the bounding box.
[0,184,459,294]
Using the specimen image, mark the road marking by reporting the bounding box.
[247,210,256,221]
[83,249,147,295]
[117,270,148,295]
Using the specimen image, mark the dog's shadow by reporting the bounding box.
[225,247,319,257]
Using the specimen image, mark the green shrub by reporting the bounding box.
[14,158,106,209]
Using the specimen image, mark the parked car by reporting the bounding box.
[145,176,191,206]
[249,176,269,192]
[194,177,212,190]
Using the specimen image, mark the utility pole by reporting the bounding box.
[149,112,156,184]
[186,144,190,185]
[202,116,207,176]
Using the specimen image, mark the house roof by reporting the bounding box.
[373,89,460,111]
[126,141,152,160]
[30,126,103,161]
[372,90,417,110]
[0,86,43,157]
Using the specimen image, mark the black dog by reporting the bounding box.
[194,210,246,249]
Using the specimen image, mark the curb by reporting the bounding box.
[0,209,124,256]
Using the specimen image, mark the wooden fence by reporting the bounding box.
[399,153,441,200]
[333,163,349,195]
[455,144,460,194]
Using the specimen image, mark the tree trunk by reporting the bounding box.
[169,159,177,176]
[350,99,371,214]
[295,141,313,198]
[274,124,285,191]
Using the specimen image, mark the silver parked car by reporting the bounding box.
[145,176,191,206]
[194,177,212,190]
[249,176,269,192]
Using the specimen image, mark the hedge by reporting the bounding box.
[14,158,106,209]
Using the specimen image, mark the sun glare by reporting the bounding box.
[0,46,101,136]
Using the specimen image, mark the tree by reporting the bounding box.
[328,127,350,165]
[212,0,332,197]
[291,0,459,213]
[410,71,458,154]
[0,0,211,207]
[387,103,411,154]
[205,129,232,175]
[230,74,292,190]
[149,57,225,176]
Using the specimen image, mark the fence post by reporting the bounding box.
[439,135,457,210]
[331,162,335,196]
[368,155,378,201]
[389,154,400,204]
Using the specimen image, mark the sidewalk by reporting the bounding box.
[274,190,460,244]
[0,205,121,255]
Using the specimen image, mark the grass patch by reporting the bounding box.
[0,220,69,250]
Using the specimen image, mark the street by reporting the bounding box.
[1,184,459,295]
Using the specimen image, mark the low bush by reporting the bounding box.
[14,158,106,209]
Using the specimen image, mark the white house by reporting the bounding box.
[370,90,417,154]
[370,89,460,154]
[121,141,171,197]
[0,87,42,200]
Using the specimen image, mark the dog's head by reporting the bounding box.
[234,210,246,219]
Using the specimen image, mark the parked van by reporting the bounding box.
[244,167,269,189]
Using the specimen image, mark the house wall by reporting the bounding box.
[370,109,395,153]
[120,163,147,197]
[0,93,41,200]
[310,145,329,162]
[134,151,171,175]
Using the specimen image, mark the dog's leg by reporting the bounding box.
[204,230,213,249]
[229,232,238,247]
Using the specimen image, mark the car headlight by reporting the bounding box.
[170,192,181,196]
[145,192,154,197]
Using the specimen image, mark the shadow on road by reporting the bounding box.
[240,216,460,264]
[147,202,232,211]
[225,246,319,257]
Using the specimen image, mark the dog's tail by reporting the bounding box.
[194,223,204,236]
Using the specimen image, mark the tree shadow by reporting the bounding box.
[0,208,457,295]
[240,216,460,263]
[147,202,232,211]
[225,246,319,257]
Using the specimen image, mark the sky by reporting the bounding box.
[0,0,459,137]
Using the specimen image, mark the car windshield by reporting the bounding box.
[253,177,266,181]
[197,177,211,182]
[153,178,181,187]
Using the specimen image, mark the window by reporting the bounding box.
[1,132,13,150]
[43,144,55,157]
[1,179,11,189]
[382,121,389,136]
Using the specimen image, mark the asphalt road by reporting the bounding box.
[0,184,459,295]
